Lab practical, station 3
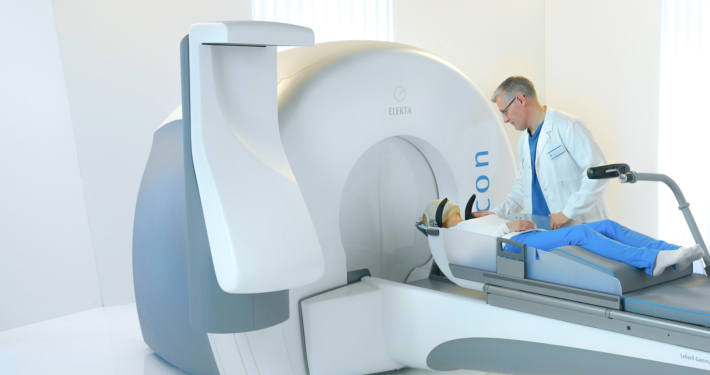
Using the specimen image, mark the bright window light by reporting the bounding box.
[659,0,710,268]
[252,0,393,45]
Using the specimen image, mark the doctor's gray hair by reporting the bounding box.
[491,76,538,103]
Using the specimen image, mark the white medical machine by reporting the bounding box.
[132,21,710,375]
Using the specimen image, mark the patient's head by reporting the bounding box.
[422,199,462,228]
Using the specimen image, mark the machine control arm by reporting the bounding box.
[588,163,710,275]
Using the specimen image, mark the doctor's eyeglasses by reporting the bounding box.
[500,95,524,117]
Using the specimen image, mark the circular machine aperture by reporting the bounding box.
[339,136,437,283]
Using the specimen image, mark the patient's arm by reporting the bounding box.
[472,210,494,218]
[506,220,535,232]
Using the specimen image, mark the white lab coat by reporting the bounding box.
[492,107,611,223]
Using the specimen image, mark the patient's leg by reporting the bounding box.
[584,220,704,275]
[584,220,680,250]
[519,226,657,274]
[516,225,701,276]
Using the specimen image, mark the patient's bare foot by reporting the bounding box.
[653,245,703,277]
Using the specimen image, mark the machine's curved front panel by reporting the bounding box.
[179,36,291,335]
[187,23,323,294]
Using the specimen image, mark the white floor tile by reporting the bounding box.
[0,304,501,375]
[0,304,185,375]
[376,369,495,375]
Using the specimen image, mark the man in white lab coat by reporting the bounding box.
[475,76,611,229]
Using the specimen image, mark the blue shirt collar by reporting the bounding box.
[528,120,544,137]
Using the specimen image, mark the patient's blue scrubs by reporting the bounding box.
[506,220,680,275]
[504,124,679,275]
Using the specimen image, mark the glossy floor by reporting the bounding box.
[0,304,502,375]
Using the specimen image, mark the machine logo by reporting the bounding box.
[389,107,412,115]
[681,353,710,366]
[390,86,412,115]
[475,151,491,211]
[394,86,406,101]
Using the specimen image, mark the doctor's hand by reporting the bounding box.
[506,220,536,232]
[548,212,571,230]
[472,211,494,218]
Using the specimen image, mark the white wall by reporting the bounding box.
[50,0,253,306]
[393,0,546,164]
[0,0,101,331]
[394,0,661,236]
[658,0,710,253]
[545,0,661,236]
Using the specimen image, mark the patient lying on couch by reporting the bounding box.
[422,199,703,277]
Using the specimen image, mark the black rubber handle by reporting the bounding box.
[464,193,477,220]
[587,163,630,179]
[435,198,448,228]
